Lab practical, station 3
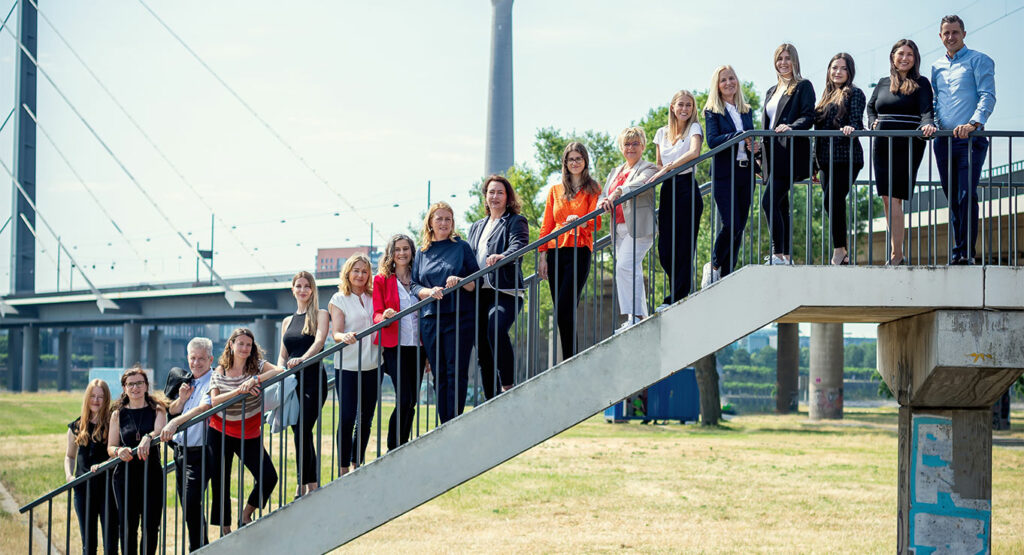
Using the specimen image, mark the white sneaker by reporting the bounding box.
[701,262,721,288]
[654,303,670,313]
[764,255,790,266]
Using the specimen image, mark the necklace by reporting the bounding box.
[123,406,144,443]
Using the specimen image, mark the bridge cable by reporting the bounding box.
[26,0,280,281]
[0,20,253,307]
[136,0,387,243]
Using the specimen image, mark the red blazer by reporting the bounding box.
[372,274,400,348]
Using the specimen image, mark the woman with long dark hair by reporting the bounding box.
[66,379,118,555]
[278,270,329,498]
[814,53,866,266]
[373,234,428,447]
[468,175,529,397]
[537,142,602,359]
[867,39,937,265]
[106,366,166,555]
[208,328,283,532]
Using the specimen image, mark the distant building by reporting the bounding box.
[315,246,381,279]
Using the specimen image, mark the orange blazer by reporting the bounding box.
[538,183,601,252]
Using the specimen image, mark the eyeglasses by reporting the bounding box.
[566,157,585,165]
[623,142,642,148]
[125,381,147,388]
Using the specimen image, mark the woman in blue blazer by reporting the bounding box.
[467,175,529,400]
[703,64,759,286]
[761,44,816,265]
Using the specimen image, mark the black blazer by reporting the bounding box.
[762,79,816,181]
[467,212,529,291]
[704,108,755,184]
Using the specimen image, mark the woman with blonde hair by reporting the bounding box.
[278,270,329,496]
[762,43,816,265]
[330,253,381,471]
[66,379,118,555]
[704,66,759,285]
[106,366,167,554]
[410,202,479,423]
[537,143,601,356]
[207,328,283,532]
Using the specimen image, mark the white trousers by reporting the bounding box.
[614,223,653,318]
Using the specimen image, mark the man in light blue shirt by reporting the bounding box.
[159,337,216,552]
[931,14,996,264]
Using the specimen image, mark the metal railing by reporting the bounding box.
[18,128,1022,553]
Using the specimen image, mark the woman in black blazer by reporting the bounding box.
[866,39,936,265]
[761,43,815,265]
[814,52,866,266]
[703,65,759,285]
[467,174,529,400]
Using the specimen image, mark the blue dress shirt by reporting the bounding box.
[931,46,996,129]
[172,369,213,447]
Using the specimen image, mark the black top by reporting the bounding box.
[813,87,866,167]
[116,405,157,457]
[866,76,934,129]
[283,312,316,359]
[68,418,108,477]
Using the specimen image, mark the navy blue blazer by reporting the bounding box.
[466,212,529,291]
[704,108,755,184]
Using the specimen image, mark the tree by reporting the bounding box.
[694,353,721,426]
[732,347,751,366]
[752,346,777,369]
[533,127,621,185]
[845,343,865,367]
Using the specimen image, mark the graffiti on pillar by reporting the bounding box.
[909,415,990,554]
[812,385,843,414]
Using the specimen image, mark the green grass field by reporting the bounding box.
[1,391,1022,554]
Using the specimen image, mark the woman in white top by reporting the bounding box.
[704,66,760,285]
[649,90,704,310]
[372,234,427,449]
[598,127,658,329]
[329,253,380,474]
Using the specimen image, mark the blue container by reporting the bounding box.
[604,367,700,424]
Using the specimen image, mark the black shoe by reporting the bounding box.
[949,256,968,266]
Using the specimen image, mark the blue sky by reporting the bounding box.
[0,0,1021,294]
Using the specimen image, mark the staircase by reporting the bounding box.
[203,264,1020,553]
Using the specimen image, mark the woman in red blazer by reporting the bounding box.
[372,234,427,449]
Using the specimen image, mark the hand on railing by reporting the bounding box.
[536,256,548,281]
[485,253,504,266]
[382,308,398,319]
[921,124,938,138]
[335,331,358,345]
[113,446,134,462]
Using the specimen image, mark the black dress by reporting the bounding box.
[867,76,934,200]
[282,313,328,485]
[112,405,162,555]
[68,418,119,555]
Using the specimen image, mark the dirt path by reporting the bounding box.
[0,479,63,555]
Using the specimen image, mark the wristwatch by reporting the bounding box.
[970,121,983,131]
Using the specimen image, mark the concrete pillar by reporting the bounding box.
[484,0,514,176]
[252,318,278,364]
[8,328,24,391]
[775,322,799,413]
[57,329,71,391]
[21,325,38,392]
[91,339,105,368]
[809,323,844,420]
[147,327,164,386]
[878,310,1024,553]
[205,324,220,344]
[122,322,142,367]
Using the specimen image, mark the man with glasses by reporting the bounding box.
[931,14,996,265]
[159,337,217,552]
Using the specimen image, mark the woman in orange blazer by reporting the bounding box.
[372,234,426,449]
[537,142,602,360]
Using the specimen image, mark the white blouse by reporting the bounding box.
[654,122,703,173]
[395,282,420,347]
[329,291,380,371]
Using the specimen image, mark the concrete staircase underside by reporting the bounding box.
[203,265,1022,553]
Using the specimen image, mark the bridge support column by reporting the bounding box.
[58,329,71,391]
[879,310,1024,554]
[809,323,843,420]
[22,325,38,392]
[252,318,277,364]
[123,322,142,367]
[147,327,164,386]
[8,328,24,391]
[775,322,799,413]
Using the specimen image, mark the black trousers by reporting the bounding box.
[818,163,861,250]
[546,247,591,359]
[477,288,523,399]
[762,150,794,256]
[337,368,379,467]
[291,364,328,485]
[174,444,214,552]
[935,137,988,260]
[72,472,118,555]
[711,165,752,277]
[658,173,703,304]
[208,428,277,526]
[112,457,162,555]
[382,345,426,449]
[420,313,475,423]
